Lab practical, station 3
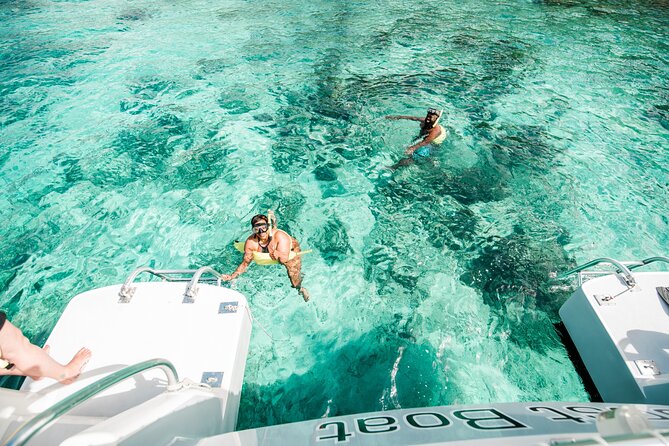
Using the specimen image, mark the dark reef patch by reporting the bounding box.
[217,88,259,115]
[112,113,193,171]
[446,165,509,206]
[309,214,351,266]
[117,8,151,22]
[0,249,32,295]
[313,165,347,198]
[647,104,669,131]
[194,58,229,78]
[270,139,310,175]
[237,325,452,429]
[0,0,39,13]
[120,78,178,115]
[419,206,479,252]
[489,125,563,174]
[460,226,575,318]
[172,140,235,190]
[531,0,582,7]
[53,154,84,185]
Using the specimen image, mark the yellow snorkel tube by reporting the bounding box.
[233,210,311,266]
[267,209,277,237]
[435,109,443,125]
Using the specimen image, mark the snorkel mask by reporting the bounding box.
[253,222,269,234]
[251,214,269,234]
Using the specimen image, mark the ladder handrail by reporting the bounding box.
[628,256,669,271]
[183,266,225,303]
[5,358,179,446]
[556,256,669,288]
[118,267,223,303]
[557,257,636,287]
[122,267,197,285]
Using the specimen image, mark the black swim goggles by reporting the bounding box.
[426,108,440,117]
[253,223,269,234]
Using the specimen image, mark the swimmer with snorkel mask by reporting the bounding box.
[386,108,447,169]
[223,211,310,302]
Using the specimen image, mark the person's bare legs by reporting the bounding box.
[0,320,91,384]
[284,239,309,302]
[1,344,54,380]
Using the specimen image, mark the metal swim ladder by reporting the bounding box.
[5,359,179,446]
[117,266,226,303]
[557,256,669,288]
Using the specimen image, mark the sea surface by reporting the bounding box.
[1,0,668,430]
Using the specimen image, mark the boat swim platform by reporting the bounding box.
[20,273,252,432]
[560,270,669,404]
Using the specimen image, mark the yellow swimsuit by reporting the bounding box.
[432,125,447,144]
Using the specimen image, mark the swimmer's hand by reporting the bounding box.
[385,115,400,120]
[221,273,236,281]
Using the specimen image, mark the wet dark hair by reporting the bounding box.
[251,214,268,226]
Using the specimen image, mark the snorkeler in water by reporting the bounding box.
[385,108,447,169]
[222,212,310,302]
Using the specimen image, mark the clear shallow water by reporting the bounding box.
[1,0,668,429]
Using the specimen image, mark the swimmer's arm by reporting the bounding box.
[386,115,423,122]
[404,127,440,155]
[222,241,254,280]
[404,136,433,155]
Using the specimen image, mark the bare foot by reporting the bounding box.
[60,348,92,384]
[300,287,310,303]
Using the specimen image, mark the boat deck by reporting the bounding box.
[21,281,252,429]
[560,271,669,403]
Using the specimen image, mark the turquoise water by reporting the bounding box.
[1,0,668,429]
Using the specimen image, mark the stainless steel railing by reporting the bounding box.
[557,257,636,287]
[627,256,669,271]
[556,256,669,288]
[118,266,225,303]
[183,266,226,303]
[5,358,179,446]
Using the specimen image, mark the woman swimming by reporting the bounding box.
[386,108,447,168]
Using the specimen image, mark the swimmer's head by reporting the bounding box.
[251,214,269,234]
[251,214,268,225]
[423,108,442,129]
